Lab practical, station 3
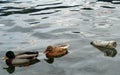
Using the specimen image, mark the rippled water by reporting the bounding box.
[0,0,120,75]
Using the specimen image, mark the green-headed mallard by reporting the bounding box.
[2,51,40,66]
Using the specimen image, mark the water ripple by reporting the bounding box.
[6,26,33,32]
[35,2,62,7]
[100,6,115,9]
[0,0,120,75]
[0,5,80,16]
[30,10,60,15]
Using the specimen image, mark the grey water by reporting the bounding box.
[0,0,120,75]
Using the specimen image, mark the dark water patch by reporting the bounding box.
[72,31,81,33]
[41,17,49,19]
[30,10,60,15]
[97,0,113,2]
[81,7,94,10]
[0,8,7,12]
[83,18,91,21]
[100,6,115,9]
[40,5,80,9]
[12,1,22,4]
[19,42,29,44]
[0,6,27,14]
[0,5,80,16]
[0,1,10,3]
[3,6,24,10]
[0,10,23,16]
[29,22,40,24]
[0,1,22,4]
[35,2,62,7]
[0,42,3,45]
[70,9,80,11]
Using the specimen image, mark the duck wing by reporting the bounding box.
[16,51,39,59]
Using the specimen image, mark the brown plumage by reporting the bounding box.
[44,44,69,58]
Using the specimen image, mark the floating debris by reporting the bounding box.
[91,40,117,57]
[91,40,117,49]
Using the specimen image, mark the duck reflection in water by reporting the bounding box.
[3,58,40,74]
[91,42,117,57]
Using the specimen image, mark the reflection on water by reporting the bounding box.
[3,58,40,74]
[3,58,55,74]
[44,58,54,64]
[3,65,15,74]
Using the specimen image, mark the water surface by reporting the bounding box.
[0,0,120,75]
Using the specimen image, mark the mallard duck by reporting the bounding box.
[44,44,70,58]
[2,51,40,66]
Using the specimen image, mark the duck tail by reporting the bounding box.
[59,44,70,49]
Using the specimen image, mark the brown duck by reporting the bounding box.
[44,44,70,58]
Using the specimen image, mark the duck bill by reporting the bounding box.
[2,56,8,60]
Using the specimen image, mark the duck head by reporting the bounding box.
[3,51,15,60]
[44,46,53,53]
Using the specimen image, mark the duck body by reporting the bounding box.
[3,51,40,66]
[44,45,69,58]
